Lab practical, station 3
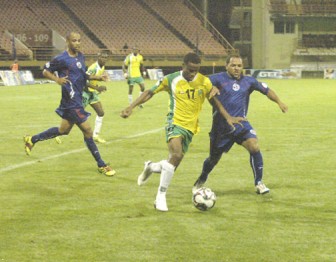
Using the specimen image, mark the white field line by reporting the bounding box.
[0,127,163,174]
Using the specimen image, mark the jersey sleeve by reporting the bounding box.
[252,78,269,95]
[209,73,220,89]
[86,63,97,75]
[204,76,213,96]
[150,76,169,94]
[44,55,64,73]
[124,55,130,65]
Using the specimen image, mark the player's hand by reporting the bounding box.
[123,73,128,79]
[209,86,220,99]
[100,75,108,82]
[120,107,132,118]
[279,102,288,113]
[227,116,247,129]
[56,76,69,85]
[96,85,107,93]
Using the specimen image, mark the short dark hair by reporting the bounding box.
[184,52,201,64]
[226,54,242,65]
[66,31,80,41]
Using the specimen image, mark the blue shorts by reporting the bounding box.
[56,107,91,125]
[210,121,257,154]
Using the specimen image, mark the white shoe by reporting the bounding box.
[154,194,168,212]
[55,136,62,144]
[192,178,205,194]
[137,161,152,186]
[255,181,270,194]
[93,135,106,144]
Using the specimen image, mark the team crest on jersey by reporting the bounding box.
[232,83,240,91]
[77,62,82,69]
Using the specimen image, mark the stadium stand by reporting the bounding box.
[62,0,192,56]
[0,0,232,62]
[142,0,228,55]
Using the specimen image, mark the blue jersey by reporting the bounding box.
[44,51,87,110]
[209,72,269,134]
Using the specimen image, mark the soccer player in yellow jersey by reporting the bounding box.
[121,53,245,212]
[83,52,109,143]
[122,47,146,106]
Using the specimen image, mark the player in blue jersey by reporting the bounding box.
[23,32,115,176]
[193,54,288,194]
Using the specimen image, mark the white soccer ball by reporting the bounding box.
[192,187,216,211]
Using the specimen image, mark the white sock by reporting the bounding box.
[157,160,175,194]
[128,95,133,104]
[139,91,143,98]
[93,116,103,137]
[150,161,163,173]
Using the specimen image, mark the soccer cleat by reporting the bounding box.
[55,136,62,144]
[23,135,34,156]
[137,161,152,186]
[255,181,270,194]
[93,135,106,144]
[192,178,205,194]
[154,194,168,212]
[98,165,116,177]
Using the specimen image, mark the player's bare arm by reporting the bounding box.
[208,86,220,99]
[88,74,107,82]
[267,89,288,113]
[42,69,69,85]
[120,89,154,118]
[86,82,106,93]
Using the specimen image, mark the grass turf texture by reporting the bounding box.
[0,79,335,261]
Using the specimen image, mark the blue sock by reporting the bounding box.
[32,127,60,143]
[199,157,216,182]
[84,137,106,167]
[250,151,263,185]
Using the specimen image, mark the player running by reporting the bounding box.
[192,54,288,194]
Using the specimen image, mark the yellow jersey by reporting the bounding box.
[86,61,105,93]
[151,71,212,134]
[124,53,143,78]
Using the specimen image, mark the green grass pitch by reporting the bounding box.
[0,78,335,261]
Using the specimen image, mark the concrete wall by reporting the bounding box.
[252,0,298,69]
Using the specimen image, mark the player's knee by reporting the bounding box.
[170,152,183,164]
[97,111,104,117]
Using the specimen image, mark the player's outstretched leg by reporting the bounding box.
[84,137,116,176]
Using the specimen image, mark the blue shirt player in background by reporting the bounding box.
[23,32,115,176]
[193,54,288,194]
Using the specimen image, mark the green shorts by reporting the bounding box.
[83,91,100,108]
[165,123,193,154]
[127,76,144,86]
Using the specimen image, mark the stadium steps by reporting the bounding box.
[136,0,200,54]
[56,0,107,50]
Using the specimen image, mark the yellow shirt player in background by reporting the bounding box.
[83,52,109,143]
[120,52,245,212]
[122,47,147,107]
